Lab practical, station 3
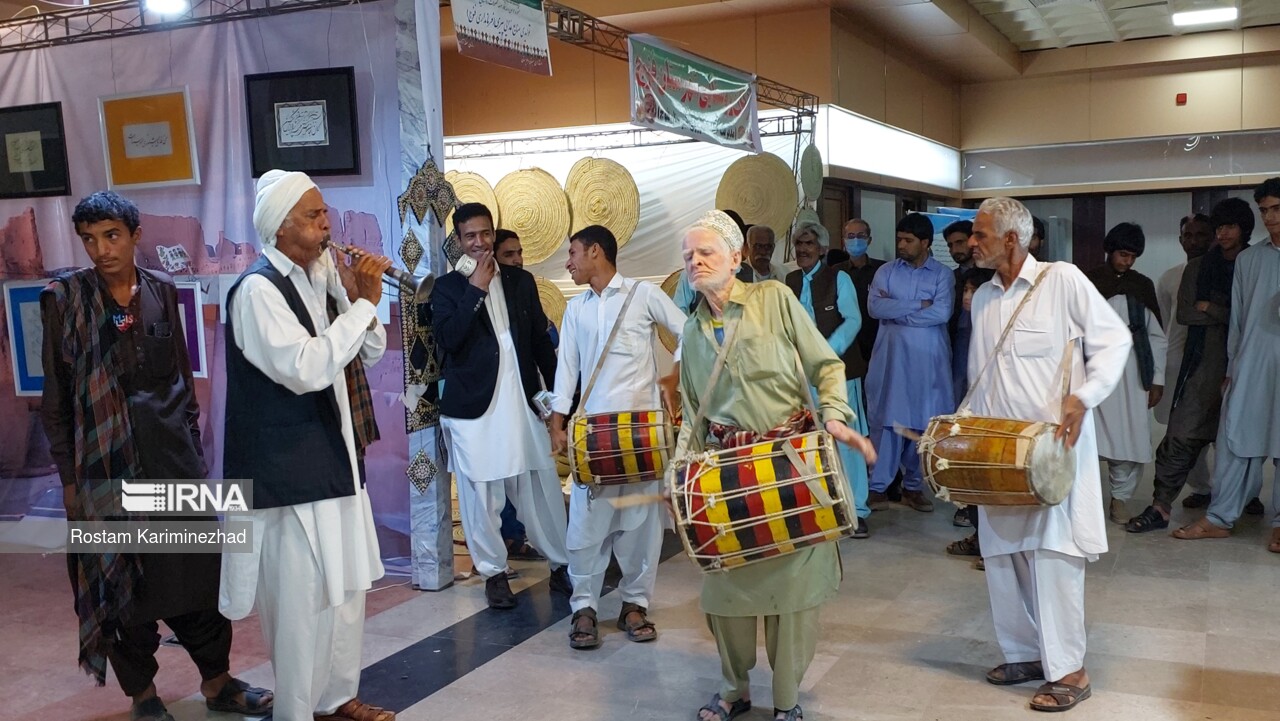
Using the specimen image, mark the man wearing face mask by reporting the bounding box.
[431,202,570,610]
[833,218,885,375]
[1084,223,1166,524]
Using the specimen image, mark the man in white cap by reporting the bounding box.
[676,210,876,721]
[220,170,396,721]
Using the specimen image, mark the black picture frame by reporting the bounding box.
[0,102,71,199]
[244,67,360,177]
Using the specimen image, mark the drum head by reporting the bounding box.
[1028,428,1076,505]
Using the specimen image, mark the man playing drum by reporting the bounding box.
[676,210,875,721]
[965,198,1131,712]
[549,224,686,649]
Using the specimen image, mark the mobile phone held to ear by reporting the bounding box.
[455,254,477,277]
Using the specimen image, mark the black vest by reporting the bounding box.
[785,265,867,380]
[223,257,354,509]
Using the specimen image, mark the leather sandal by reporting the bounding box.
[1124,506,1169,534]
[696,693,750,721]
[773,704,803,720]
[1029,681,1092,712]
[316,699,395,721]
[568,607,600,650]
[1172,518,1230,540]
[617,601,657,642]
[206,677,273,714]
[986,661,1045,686]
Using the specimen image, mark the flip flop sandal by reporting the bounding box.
[206,677,274,714]
[569,608,601,650]
[773,704,804,720]
[617,602,658,643]
[986,661,1045,686]
[131,698,175,721]
[696,693,750,721]
[1029,682,1092,712]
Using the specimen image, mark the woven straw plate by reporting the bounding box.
[565,157,641,247]
[535,276,567,331]
[444,170,499,237]
[715,152,799,241]
[800,144,824,201]
[657,269,682,353]
[495,168,571,265]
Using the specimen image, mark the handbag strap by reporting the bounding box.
[578,280,641,412]
[957,264,1053,413]
[682,314,741,447]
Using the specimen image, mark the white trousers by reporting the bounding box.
[456,468,569,578]
[257,509,366,720]
[567,502,663,613]
[985,549,1087,683]
[1103,458,1142,502]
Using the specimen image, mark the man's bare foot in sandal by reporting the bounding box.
[1030,668,1091,712]
[696,692,750,721]
[618,602,657,642]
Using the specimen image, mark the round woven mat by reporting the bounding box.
[444,171,499,236]
[535,276,567,331]
[657,269,682,353]
[800,144,824,201]
[565,157,641,247]
[495,168,570,265]
[715,152,799,241]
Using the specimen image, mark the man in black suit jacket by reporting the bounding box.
[431,202,570,609]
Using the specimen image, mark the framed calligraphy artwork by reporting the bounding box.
[0,102,71,199]
[244,67,360,177]
[4,280,46,396]
[99,88,201,190]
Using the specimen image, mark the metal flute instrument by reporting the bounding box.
[323,239,435,302]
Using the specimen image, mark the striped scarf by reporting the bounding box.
[707,408,815,450]
[44,269,145,686]
[326,296,380,456]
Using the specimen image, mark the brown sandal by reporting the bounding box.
[1171,518,1230,540]
[316,699,395,721]
[617,602,657,642]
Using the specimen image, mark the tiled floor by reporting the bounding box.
[2,469,1277,721]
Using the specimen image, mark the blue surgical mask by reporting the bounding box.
[845,236,869,258]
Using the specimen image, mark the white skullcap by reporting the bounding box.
[689,209,744,253]
[253,169,317,246]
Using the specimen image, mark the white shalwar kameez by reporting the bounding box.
[969,258,1131,683]
[1093,294,1166,501]
[441,273,569,580]
[550,274,686,614]
[220,246,386,721]
[1153,263,1210,493]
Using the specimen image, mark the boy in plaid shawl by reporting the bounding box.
[40,191,271,721]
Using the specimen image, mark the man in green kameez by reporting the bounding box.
[676,210,877,721]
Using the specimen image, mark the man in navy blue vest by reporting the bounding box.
[432,202,571,610]
[220,170,395,721]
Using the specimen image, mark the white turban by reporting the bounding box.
[689,209,744,253]
[253,169,317,246]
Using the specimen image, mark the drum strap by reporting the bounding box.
[957,265,1053,414]
[578,281,641,412]
[682,316,741,449]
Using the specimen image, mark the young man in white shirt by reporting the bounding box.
[549,224,686,649]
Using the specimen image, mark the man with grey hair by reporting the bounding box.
[745,224,786,281]
[784,220,871,536]
[221,170,396,721]
[966,196,1130,712]
[678,210,875,721]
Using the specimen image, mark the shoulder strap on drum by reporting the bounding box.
[578,281,641,413]
[957,265,1053,413]
[683,316,741,447]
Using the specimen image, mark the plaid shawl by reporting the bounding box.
[327,296,380,456]
[44,269,145,686]
[707,409,815,450]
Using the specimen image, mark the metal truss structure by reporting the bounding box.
[0,0,364,55]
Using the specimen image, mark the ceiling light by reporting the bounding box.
[145,0,188,14]
[1172,7,1238,27]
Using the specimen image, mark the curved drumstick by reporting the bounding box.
[893,423,922,442]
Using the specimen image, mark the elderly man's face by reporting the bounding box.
[746,227,775,275]
[793,231,823,271]
[276,188,330,265]
[683,228,740,294]
[1180,220,1212,258]
[458,216,495,260]
[969,210,1011,270]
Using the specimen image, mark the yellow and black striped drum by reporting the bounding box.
[669,431,854,572]
[568,410,673,486]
